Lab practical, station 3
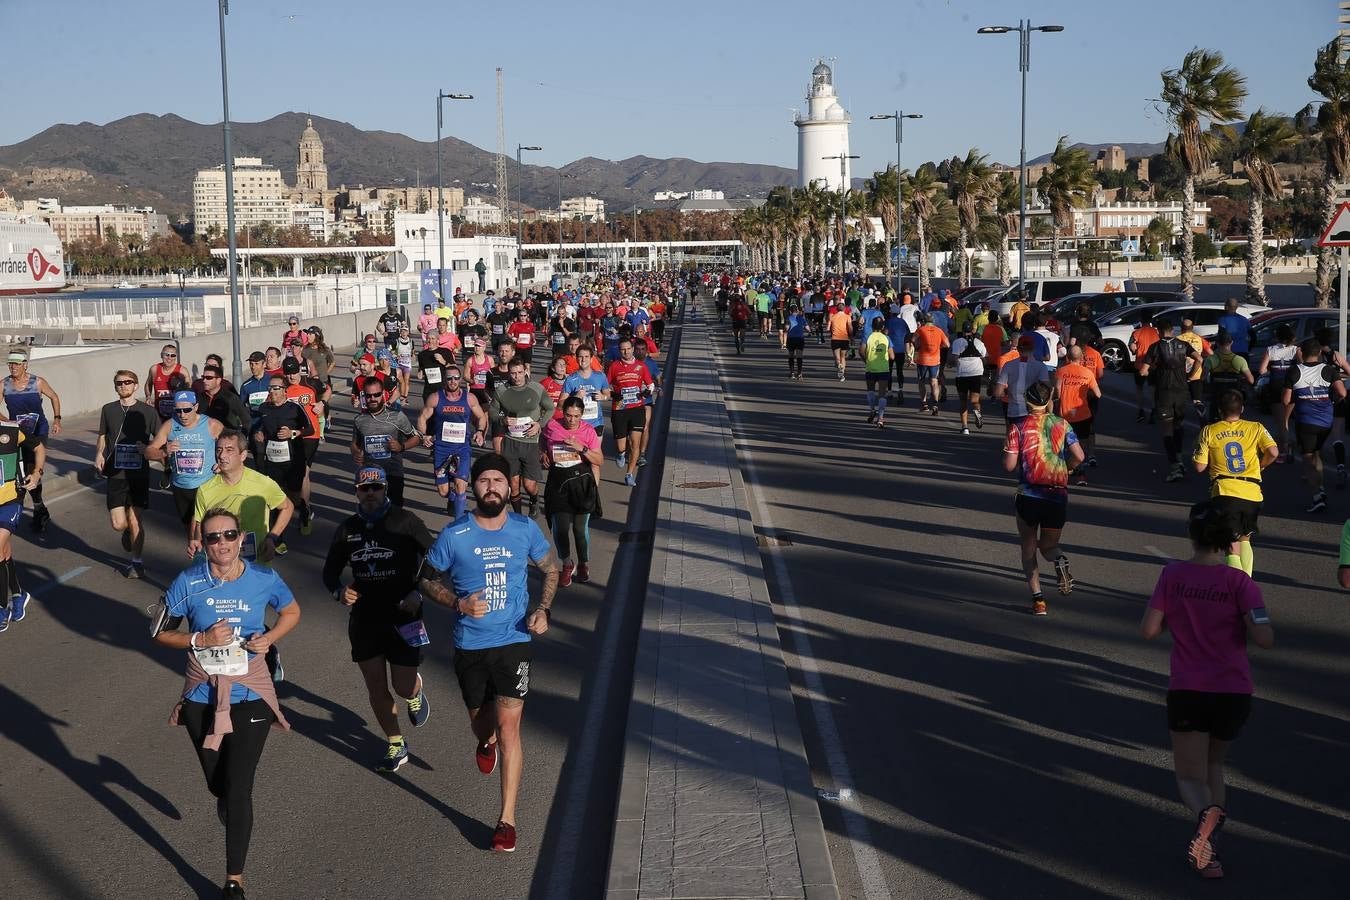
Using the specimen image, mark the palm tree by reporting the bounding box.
[845,188,873,274]
[1236,109,1298,304]
[1300,39,1350,307]
[865,165,901,279]
[906,166,940,294]
[797,182,833,274]
[947,149,995,287]
[988,172,1020,285]
[1036,137,1096,276]
[1144,216,1176,259]
[1160,48,1248,299]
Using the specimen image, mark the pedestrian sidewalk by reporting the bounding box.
[606,319,838,900]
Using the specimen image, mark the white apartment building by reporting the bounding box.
[290,203,331,241]
[462,197,503,227]
[561,196,605,221]
[193,157,290,235]
[1024,199,1209,239]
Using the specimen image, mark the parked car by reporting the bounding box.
[958,286,1010,309]
[990,277,1136,314]
[1040,290,1182,333]
[1095,301,1266,370]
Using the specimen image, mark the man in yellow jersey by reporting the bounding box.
[1192,389,1278,575]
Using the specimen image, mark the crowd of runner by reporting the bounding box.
[0,271,678,898]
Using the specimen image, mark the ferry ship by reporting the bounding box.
[0,215,65,294]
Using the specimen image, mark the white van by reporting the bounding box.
[990,278,1135,314]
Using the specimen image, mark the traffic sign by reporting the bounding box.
[1119,239,1140,257]
[1318,201,1350,247]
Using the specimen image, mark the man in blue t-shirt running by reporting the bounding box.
[423,452,560,853]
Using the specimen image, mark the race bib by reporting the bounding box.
[240,532,257,562]
[552,332,566,345]
[439,421,467,444]
[473,369,488,388]
[396,619,430,647]
[424,366,443,385]
[385,319,400,334]
[193,638,248,676]
[157,390,173,417]
[364,433,391,460]
[15,412,39,433]
[582,396,599,420]
[516,333,534,346]
[620,386,640,406]
[114,443,143,470]
[265,440,291,463]
[491,324,505,335]
[174,448,205,475]
[552,442,582,468]
[507,416,533,439]
[248,391,268,410]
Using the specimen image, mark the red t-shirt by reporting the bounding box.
[507,321,536,349]
[540,376,566,419]
[1147,562,1263,693]
[606,359,654,410]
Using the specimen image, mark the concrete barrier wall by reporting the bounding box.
[17,308,386,420]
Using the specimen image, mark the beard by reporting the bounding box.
[477,491,507,517]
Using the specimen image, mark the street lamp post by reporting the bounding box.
[822,153,860,275]
[436,90,473,302]
[176,269,187,343]
[979,20,1063,289]
[217,0,242,385]
[516,144,541,293]
[869,111,922,291]
[558,172,577,278]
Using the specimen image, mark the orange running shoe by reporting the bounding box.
[1188,805,1226,871]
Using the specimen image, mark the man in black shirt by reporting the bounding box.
[1140,318,1200,483]
[94,369,159,578]
[322,466,436,772]
[196,365,252,431]
[377,299,410,351]
[485,304,513,355]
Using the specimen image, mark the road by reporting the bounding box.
[0,367,660,900]
[710,310,1350,899]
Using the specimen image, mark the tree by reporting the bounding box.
[1236,109,1298,303]
[987,172,1020,284]
[1193,232,1219,262]
[1144,216,1176,258]
[865,166,900,279]
[1037,137,1095,276]
[905,166,941,294]
[1300,38,1350,307]
[947,148,995,287]
[1160,48,1248,298]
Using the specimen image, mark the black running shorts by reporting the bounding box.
[1166,690,1251,741]
[349,615,424,668]
[955,376,983,396]
[1295,422,1331,454]
[831,339,850,352]
[611,407,646,439]
[1155,392,1190,424]
[1015,495,1067,530]
[1209,495,1261,537]
[864,372,892,391]
[454,642,532,709]
[106,474,150,511]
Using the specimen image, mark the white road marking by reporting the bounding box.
[33,566,91,597]
[718,345,893,900]
[40,480,95,506]
[1144,545,1171,561]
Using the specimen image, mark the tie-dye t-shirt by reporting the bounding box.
[1004,413,1079,502]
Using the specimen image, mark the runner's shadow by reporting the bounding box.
[0,684,214,896]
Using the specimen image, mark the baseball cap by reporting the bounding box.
[359,353,377,365]
[173,390,197,406]
[1017,335,1036,350]
[355,466,387,487]
[247,351,266,362]
[282,357,301,374]
[363,333,376,342]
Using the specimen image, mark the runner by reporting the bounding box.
[1202,332,1254,422]
[280,316,310,353]
[634,341,661,465]
[606,338,654,487]
[1282,338,1346,513]
[94,371,158,578]
[189,429,292,566]
[393,324,416,399]
[146,343,186,422]
[322,467,435,772]
[730,294,750,355]
[282,358,329,535]
[1129,310,1161,422]
[377,298,410,350]
[351,384,421,507]
[251,376,314,551]
[488,359,554,513]
[239,353,271,423]
[1139,499,1273,879]
[1255,323,1298,460]
[1176,317,1212,421]
[1,349,61,532]
[0,419,39,632]
[785,303,808,381]
[542,397,604,586]
[950,323,987,435]
[828,301,853,381]
[912,312,950,415]
[861,318,895,428]
[539,356,569,421]
[1192,389,1277,576]
[156,507,299,898]
[418,336,455,402]
[197,365,251,431]
[417,364,489,518]
[1139,319,1202,483]
[421,453,561,853]
[1003,382,1083,616]
[1055,346,1102,484]
[146,391,224,539]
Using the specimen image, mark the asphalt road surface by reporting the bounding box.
[0,371,659,899]
[709,308,1350,899]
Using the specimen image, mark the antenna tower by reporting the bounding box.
[495,67,510,236]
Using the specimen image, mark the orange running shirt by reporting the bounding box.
[829,311,853,340]
[912,325,949,366]
[1082,345,1105,380]
[1131,325,1160,372]
[1054,363,1099,422]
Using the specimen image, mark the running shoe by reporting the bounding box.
[491,821,517,853]
[576,563,591,583]
[376,740,409,773]
[299,505,313,536]
[1201,844,1224,879]
[1307,492,1328,513]
[1054,557,1074,595]
[624,473,637,487]
[837,373,845,382]
[0,603,10,633]
[273,540,289,556]
[1031,598,1048,616]
[560,561,575,588]
[265,645,284,683]
[1086,456,1098,468]
[1074,471,1089,487]
[476,739,499,775]
[222,879,246,899]
[123,561,144,580]
[10,592,29,622]
[973,408,983,429]
[930,405,940,417]
[960,427,970,435]
[875,418,885,429]
[1187,805,1226,872]
[1165,464,1185,483]
[616,453,627,471]
[638,454,649,467]
[866,411,877,425]
[407,689,430,728]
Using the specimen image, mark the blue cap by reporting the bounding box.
[173,390,197,406]
[355,466,387,487]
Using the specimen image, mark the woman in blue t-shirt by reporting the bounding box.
[155,508,301,899]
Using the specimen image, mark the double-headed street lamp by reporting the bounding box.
[436,91,473,301]
[516,144,541,292]
[216,0,243,384]
[822,153,860,274]
[868,111,922,289]
[978,20,1063,289]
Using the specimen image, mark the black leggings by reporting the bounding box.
[550,511,591,563]
[179,698,273,874]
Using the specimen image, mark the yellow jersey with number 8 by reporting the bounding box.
[1193,419,1276,502]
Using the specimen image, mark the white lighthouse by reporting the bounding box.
[795,61,852,191]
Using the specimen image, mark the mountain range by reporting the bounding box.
[0,112,1169,221]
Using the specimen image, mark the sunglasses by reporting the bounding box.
[268,386,286,392]
[357,483,385,493]
[363,392,385,399]
[204,529,241,544]
[162,353,177,358]
[202,375,219,381]
[174,407,195,414]
[114,379,136,386]
[445,373,462,380]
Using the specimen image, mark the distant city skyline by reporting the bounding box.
[0,0,1336,181]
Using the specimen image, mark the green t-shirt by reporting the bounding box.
[864,332,893,373]
[1340,519,1350,567]
[756,294,772,313]
[193,468,289,557]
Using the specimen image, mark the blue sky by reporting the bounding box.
[0,0,1335,180]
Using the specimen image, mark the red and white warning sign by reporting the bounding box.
[1318,201,1350,247]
